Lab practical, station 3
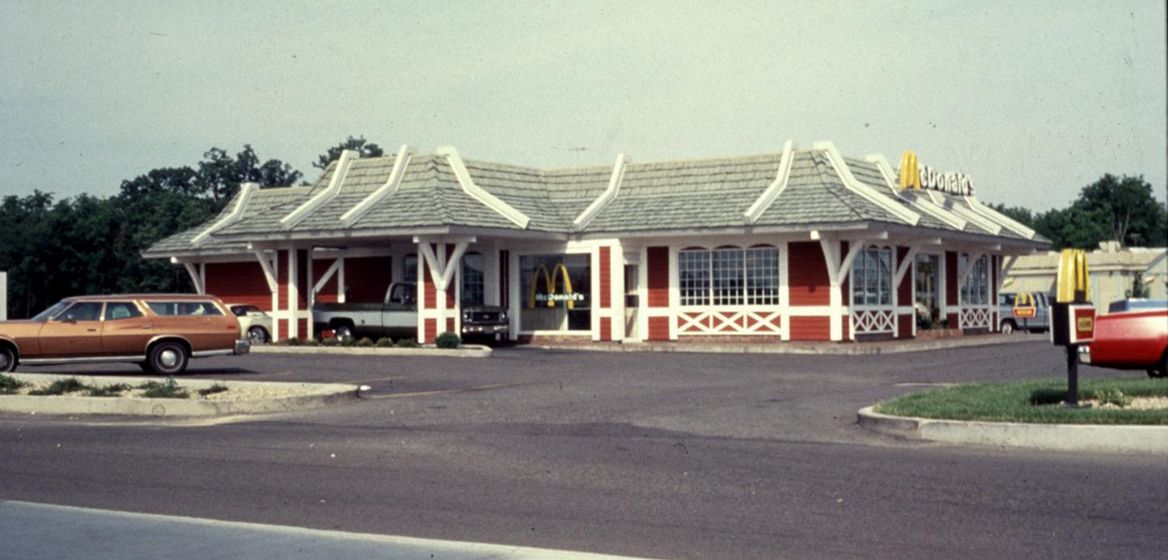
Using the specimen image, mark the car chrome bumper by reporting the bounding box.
[461,324,509,334]
[235,339,251,356]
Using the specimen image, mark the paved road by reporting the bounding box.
[3,338,1166,559]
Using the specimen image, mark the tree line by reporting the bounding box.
[0,137,381,319]
[0,142,1164,319]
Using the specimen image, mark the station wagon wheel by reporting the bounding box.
[148,341,189,376]
[999,321,1015,335]
[0,346,16,373]
[247,326,269,345]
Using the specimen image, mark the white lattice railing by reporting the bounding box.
[851,308,895,335]
[678,307,782,335]
[960,306,993,330]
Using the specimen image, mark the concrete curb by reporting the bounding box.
[252,344,492,358]
[537,334,1039,356]
[858,406,1168,455]
[1,373,360,417]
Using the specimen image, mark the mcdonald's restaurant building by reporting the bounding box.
[145,141,1047,345]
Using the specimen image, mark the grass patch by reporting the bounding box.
[877,377,1168,425]
[0,373,28,395]
[88,383,132,397]
[197,383,229,397]
[28,378,90,396]
[138,378,189,399]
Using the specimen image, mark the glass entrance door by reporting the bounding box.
[914,253,941,329]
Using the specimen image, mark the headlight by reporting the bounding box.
[463,311,472,320]
[500,311,507,321]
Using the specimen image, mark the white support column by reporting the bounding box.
[306,249,315,340]
[337,257,346,303]
[508,249,520,341]
[253,250,279,341]
[484,244,500,306]
[287,246,299,340]
[667,245,679,340]
[611,244,626,343]
[182,262,205,295]
[638,245,650,342]
[816,235,844,342]
[0,271,7,321]
[779,241,791,341]
[590,248,601,341]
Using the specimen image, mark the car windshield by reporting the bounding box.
[30,301,71,322]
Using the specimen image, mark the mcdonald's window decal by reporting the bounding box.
[519,254,591,331]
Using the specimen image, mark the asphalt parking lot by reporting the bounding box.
[3,338,1166,560]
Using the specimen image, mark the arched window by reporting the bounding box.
[678,245,780,306]
[851,246,893,307]
[461,252,484,306]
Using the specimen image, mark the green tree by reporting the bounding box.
[314,135,384,170]
[198,145,302,209]
[1071,174,1166,248]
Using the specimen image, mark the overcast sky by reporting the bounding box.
[1,0,1164,212]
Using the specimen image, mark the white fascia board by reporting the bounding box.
[813,141,921,226]
[437,146,531,229]
[340,145,414,227]
[280,149,358,230]
[865,154,968,230]
[744,140,796,224]
[191,183,258,246]
[573,153,628,230]
[962,196,1037,239]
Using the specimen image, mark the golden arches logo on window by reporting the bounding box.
[528,264,584,309]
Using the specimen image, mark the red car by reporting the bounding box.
[1081,300,1168,378]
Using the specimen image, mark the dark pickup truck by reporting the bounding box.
[312,282,509,342]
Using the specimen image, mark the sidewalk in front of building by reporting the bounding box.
[535,333,1044,355]
[2,500,660,560]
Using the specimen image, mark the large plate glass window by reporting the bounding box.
[960,254,990,305]
[461,252,484,306]
[519,254,590,331]
[851,246,893,307]
[678,246,779,306]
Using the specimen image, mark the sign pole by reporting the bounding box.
[1065,344,1078,407]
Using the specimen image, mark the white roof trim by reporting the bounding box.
[743,140,795,224]
[339,145,415,227]
[813,141,921,226]
[865,154,968,230]
[943,199,1004,235]
[437,145,531,229]
[191,182,258,246]
[280,149,358,230]
[962,196,1038,240]
[573,152,628,230]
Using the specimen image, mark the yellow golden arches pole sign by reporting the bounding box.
[1013,292,1037,319]
[1050,248,1096,407]
[527,263,577,310]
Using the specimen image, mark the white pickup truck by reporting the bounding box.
[312,282,509,342]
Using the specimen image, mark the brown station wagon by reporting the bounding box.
[0,294,249,375]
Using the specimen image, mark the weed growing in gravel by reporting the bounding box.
[0,374,28,394]
[29,378,89,396]
[197,383,230,397]
[139,377,189,399]
[88,383,132,397]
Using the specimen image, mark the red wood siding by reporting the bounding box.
[898,314,913,338]
[446,317,455,334]
[647,247,669,308]
[424,318,437,343]
[897,246,912,304]
[205,262,270,310]
[312,259,340,304]
[788,242,829,306]
[789,316,830,341]
[600,318,612,341]
[945,251,958,308]
[344,256,392,303]
[422,263,435,309]
[599,246,612,308]
[276,250,288,310]
[648,316,670,341]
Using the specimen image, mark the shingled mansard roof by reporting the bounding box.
[144,141,1048,258]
